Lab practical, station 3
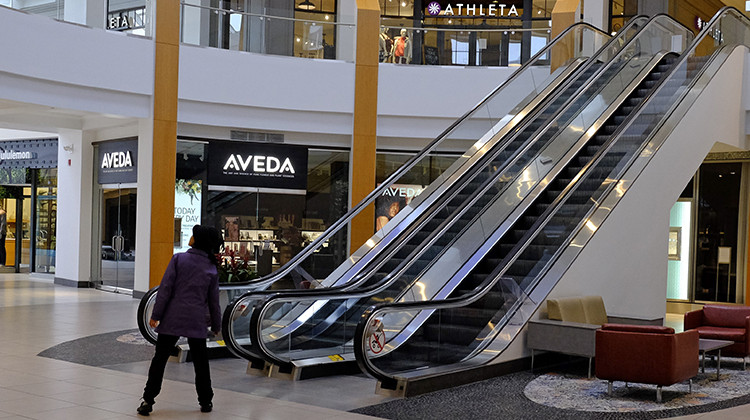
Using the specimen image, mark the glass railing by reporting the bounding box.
[246,15,686,367]
[179,2,356,61]
[353,14,702,384]
[221,22,613,362]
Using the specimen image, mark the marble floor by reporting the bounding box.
[0,273,384,419]
[1,273,750,419]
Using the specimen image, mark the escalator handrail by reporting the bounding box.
[353,15,702,384]
[218,22,611,293]
[244,17,680,367]
[220,22,618,361]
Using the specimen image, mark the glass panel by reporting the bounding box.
[180,2,348,61]
[695,163,741,303]
[224,23,613,362]
[35,169,57,273]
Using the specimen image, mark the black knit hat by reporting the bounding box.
[192,225,223,256]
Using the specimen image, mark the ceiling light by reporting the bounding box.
[297,0,315,11]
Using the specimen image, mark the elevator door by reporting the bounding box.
[98,186,137,292]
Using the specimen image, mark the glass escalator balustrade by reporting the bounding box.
[246,17,660,365]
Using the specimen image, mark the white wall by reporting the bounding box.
[55,129,95,286]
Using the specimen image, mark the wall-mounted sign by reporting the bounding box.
[207,141,308,190]
[107,7,146,31]
[98,139,138,184]
[174,179,202,253]
[375,183,425,231]
[0,139,58,169]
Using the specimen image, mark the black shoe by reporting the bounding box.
[137,400,154,416]
[200,402,213,413]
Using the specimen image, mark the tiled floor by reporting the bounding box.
[2,273,750,419]
[0,274,383,419]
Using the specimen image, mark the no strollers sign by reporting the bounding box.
[368,318,386,354]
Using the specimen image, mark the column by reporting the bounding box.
[348,0,379,253]
[54,129,95,287]
[148,0,180,289]
[582,0,609,31]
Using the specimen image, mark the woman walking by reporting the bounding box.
[138,225,223,416]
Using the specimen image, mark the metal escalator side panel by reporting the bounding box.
[357,17,700,384]
[220,26,610,363]
[223,19,640,364]
[370,52,680,364]
[242,17,666,367]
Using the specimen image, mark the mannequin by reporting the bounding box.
[378,26,392,62]
[391,28,411,64]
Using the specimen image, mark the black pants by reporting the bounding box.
[143,334,213,406]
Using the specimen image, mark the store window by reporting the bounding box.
[375,152,458,228]
[107,0,147,35]
[177,140,350,280]
[694,163,743,303]
[610,0,638,34]
[34,169,57,273]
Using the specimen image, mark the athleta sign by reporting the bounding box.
[426,2,519,17]
[208,141,308,190]
[98,138,138,184]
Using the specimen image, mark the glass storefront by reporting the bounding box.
[173,139,459,280]
[667,161,748,305]
[92,139,138,292]
[176,140,350,280]
[0,140,58,274]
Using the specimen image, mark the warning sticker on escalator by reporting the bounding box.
[368,318,386,354]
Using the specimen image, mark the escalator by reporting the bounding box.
[353,7,749,396]
[221,22,620,366]
[232,15,689,376]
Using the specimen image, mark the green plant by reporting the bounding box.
[217,249,259,284]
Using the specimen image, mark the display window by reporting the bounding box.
[175,140,349,279]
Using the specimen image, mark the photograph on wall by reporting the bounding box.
[223,216,240,241]
[239,229,252,241]
[375,183,425,231]
[174,179,202,253]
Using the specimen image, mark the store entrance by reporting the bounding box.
[0,190,31,273]
[95,184,137,292]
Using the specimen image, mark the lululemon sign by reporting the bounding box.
[98,139,138,184]
[208,141,308,190]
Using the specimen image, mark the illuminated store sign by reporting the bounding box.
[98,139,138,184]
[427,2,519,17]
[0,139,57,169]
[208,141,308,190]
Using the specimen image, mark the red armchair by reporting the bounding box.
[595,324,699,402]
[684,304,750,368]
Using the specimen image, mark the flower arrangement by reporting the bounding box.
[175,179,202,204]
[217,248,259,284]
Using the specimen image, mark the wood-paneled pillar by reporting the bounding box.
[349,0,380,253]
[149,1,180,287]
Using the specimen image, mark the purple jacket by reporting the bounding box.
[152,248,221,339]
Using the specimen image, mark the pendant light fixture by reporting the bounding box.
[298,0,316,10]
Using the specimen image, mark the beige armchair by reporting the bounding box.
[527,296,662,377]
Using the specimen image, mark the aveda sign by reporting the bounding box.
[223,155,296,174]
[101,151,133,169]
[98,139,138,184]
[208,141,308,190]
